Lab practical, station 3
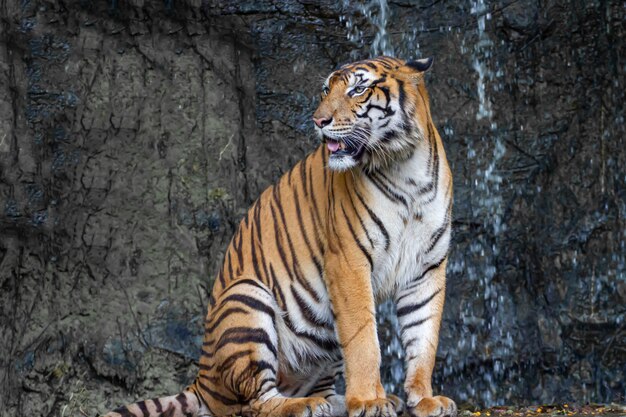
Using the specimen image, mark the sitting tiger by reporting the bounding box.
[103,56,456,417]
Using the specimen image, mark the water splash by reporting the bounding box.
[341,0,394,59]
[471,0,493,121]
[456,0,512,406]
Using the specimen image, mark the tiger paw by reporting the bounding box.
[408,396,457,417]
[276,397,332,417]
[347,397,397,417]
[387,394,405,415]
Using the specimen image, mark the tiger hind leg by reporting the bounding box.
[196,279,331,417]
[102,391,209,417]
[303,361,346,417]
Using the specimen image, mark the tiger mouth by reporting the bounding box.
[324,136,365,159]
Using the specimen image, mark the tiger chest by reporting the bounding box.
[369,199,451,298]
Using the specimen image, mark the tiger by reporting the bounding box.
[102,56,456,417]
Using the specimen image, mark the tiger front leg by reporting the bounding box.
[395,259,457,417]
[325,254,396,417]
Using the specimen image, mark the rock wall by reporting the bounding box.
[0,1,624,415]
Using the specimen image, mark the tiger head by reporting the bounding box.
[313,56,434,171]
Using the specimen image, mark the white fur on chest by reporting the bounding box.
[371,203,450,299]
[366,153,451,299]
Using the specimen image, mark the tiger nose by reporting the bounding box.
[313,116,332,128]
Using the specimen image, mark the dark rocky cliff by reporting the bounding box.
[0,1,624,416]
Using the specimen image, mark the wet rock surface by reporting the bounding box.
[0,1,624,416]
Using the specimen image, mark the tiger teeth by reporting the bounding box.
[339,142,346,150]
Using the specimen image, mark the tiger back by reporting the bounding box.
[103,56,457,417]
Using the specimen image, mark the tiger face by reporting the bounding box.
[313,56,433,171]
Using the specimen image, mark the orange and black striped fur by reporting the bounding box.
[103,57,456,417]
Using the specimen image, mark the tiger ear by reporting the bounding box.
[405,57,434,73]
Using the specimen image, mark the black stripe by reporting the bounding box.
[397,79,406,115]
[226,278,273,297]
[273,186,322,302]
[347,190,374,248]
[378,85,391,109]
[299,159,308,197]
[234,230,244,274]
[367,171,408,206]
[420,125,440,205]
[293,188,323,277]
[244,360,276,378]
[356,102,394,120]
[221,294,275,321]
[205,307,248,333]
[270,202,295,281]
[176,393,188,413]
[268,263,286,309]
[291,284,333,329]
[152,398,163,414]
[396,288,442,317]
[382,128,399,142]
[243,210,250,228]
[426,224,449,253]
[401,316,432,333]
[427,197,452,254]
[377,170,411,198]
[315,375,336,385]
[217,269,226,290]
[282,314,339,351]
[356,88,374,103]
[395,257,446,305]
[421,122,436,190]
[250,225,264,284]
[308,383,335,396]
[417,180,434,195]
[252,201,263,245]
[307,157,326,254]
[199,363,214,371]
[227,252,234,282]
[137,402,150,417]
[308,157,322,228]
[251,377,277,399]
[396,283,420,304]
[216,349,254,373]
[341,204,372,267]
[215,327,277,358]
[199,372,221,383]
[322,152,328,186]
[420,256,447,280]
[402,337,418,350]
[374,171,409,203]
[252,204,273,288]
[376,59,393,69]
[354,188,389,251]
[200,346,215,358]
[196,380,239,406]
[287,164,294,185]
[230,361,276,399]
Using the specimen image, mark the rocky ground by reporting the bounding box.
[461,404,626,417]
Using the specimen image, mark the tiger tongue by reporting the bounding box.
[327,140,340,152]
